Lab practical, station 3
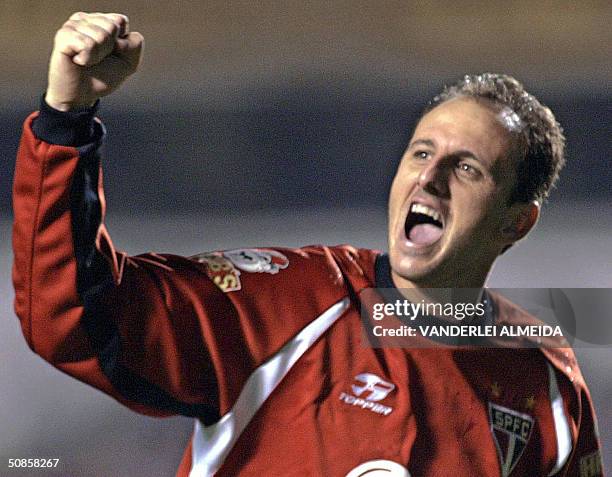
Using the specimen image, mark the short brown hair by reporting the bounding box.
[426,73,565,203]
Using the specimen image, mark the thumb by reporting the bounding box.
[113,31,144,71]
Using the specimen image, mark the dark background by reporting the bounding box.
[2,95,611,214]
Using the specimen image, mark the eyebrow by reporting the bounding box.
[451,149,483,164]
[408,139,435,149]
[409,138,483,164]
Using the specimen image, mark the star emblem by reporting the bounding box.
[525,395,536,411]
[491,382,501,399]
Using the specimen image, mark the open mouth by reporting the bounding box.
[404,203,444,246]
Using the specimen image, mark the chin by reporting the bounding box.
[388,249,445,285]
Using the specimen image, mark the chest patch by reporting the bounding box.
[224,248,289,274]
[488,402,534,477]
[193,252,242,292]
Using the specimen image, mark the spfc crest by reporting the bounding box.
[488,402,534,477]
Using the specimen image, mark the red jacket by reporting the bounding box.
[12,108,604,476]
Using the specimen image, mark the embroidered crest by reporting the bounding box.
[488,402,534,477]
[223,249,289,274]
[193,252,242,292]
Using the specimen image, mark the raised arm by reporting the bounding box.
[13,12,219,419]
[12,13,234,421]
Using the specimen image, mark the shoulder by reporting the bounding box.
[489,291,587,391]
[189,244,379,300]
[185,244,380,365]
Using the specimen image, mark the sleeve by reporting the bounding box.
[12,102,219,420]
[12,101,341,422]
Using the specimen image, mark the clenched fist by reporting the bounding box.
[45,12,144,111]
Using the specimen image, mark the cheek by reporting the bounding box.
[473,198,508,235]
[387,186,402,231]
[452,189,503,230]
[388,172,406,215]
[389,162,416,200]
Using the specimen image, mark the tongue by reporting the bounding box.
[409,223,443,246]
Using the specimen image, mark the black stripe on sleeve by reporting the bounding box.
[33,95,100,146]
[70,133,220,425]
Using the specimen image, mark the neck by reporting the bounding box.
[390,270,488,324]
[390,268,489,291]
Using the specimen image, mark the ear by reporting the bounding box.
[501,200,540,244]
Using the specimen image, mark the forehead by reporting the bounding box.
[412,97,515,163]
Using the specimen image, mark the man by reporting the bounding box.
[12,12,603,477]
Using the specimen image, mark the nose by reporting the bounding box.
[418,156,450,198]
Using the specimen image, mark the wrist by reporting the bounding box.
[33,93,101,146]
[44,93,97,112]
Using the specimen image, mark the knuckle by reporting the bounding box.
[63,20,78,30]
[106,21,119,35]
[80,34,96,49]
[90,28,108,43]
[62,19,78,30]
[97,17,119,35]
[109,13,128,22]
[109,13,128,30]
[54,26,74,43]
[69,11,86,21]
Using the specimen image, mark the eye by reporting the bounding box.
[413,150,430,160]
[457,161,482,178]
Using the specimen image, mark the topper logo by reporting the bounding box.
[351,373,395,402]
[340,373,395,415]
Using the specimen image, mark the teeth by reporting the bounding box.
[410,203,442,223]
